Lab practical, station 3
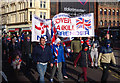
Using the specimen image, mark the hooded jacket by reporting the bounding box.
[98,46,116,66]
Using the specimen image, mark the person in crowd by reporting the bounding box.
[32,37,52,83]
[104,34,113,48]
[85,37,91,50]
[71,37,82,62]
[50,38,65,83]
[12,33,17,42]
[12,55,22,70]
[98,40,116,83]
[17,34,22,52]
[80,37,84,46]
[2,39,8,60]
[75,43,92,83]
[90,37,99,68]
[8,38,20,64]
[61,41,69,79]
[23,36,31,72]
[101,34,113,48]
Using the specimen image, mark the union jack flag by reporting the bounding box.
[76,18,91,30]
[51,21,57,44]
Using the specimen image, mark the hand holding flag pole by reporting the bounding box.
[107,25,110,34]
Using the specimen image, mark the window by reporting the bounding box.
[113,21,115,26]
[30,0,32,7]
[20,13,21,22]
[104,20,107,26]
[43,1,46,8]
[104,9,107,15]
[40,0,42,8]
[43,12,46,19]
[113,9,115,15]
[100,20,103,26]
[109,20,111,26]
[108,9,111,15]
[18,3,20,10]
[117,21,119,26]
[20,3,21,10]
[30,11,32,21]
[40,12,42,18]
[34,0,35,7]
[6,6,9,13]
[117,10,119,16]
[100,8,103,14]
[23,3,25,9]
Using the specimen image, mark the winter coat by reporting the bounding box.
[23,39,31,54]
[98,46,116,66]
[8,42,20,56]
[51,44,65,63]
[32,44,52,63]
[71,40,82,53]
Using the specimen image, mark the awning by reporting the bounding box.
[22,27,31,32]
[9,28,19,32]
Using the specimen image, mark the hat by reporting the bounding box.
[55,38,61,44]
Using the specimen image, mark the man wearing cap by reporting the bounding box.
[32,37,52,83]
[50,38,65,83]
[98,40,116,83]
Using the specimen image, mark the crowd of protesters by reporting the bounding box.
[2,32,116,83]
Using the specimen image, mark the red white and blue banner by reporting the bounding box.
[32,13,94,42]
[32,15,52,42]
[52,13,94,37]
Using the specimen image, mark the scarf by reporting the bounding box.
[54,46,59,68]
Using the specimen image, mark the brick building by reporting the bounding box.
[97,1,120,41]
[98,2,120,28]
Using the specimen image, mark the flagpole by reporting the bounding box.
[107,25,110,34]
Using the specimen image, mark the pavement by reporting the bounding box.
[1,50,120,83]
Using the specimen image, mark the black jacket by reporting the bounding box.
[78,51,92,67]
[32,44,52,63]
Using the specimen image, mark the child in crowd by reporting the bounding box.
[12,55,22,70]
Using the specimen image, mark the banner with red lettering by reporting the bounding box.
[52,13,94,37]
[32,15,52,42]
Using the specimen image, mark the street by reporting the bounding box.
[2,50,120,83]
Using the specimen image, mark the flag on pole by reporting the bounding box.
[107,25,110,34]
[51,22,57,44]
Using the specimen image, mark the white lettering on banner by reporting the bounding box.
[56,25,74,31]
[55,18,71,24]
[58,30,89,37]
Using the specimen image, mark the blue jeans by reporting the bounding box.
[37,63,47,83]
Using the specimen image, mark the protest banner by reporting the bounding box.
[52,13,94,37]
[32,15,52,42]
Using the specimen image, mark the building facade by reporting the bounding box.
[50,0,97,29]
[98,2,120,28]
[0,0,50,35]
[97,1,120,41]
